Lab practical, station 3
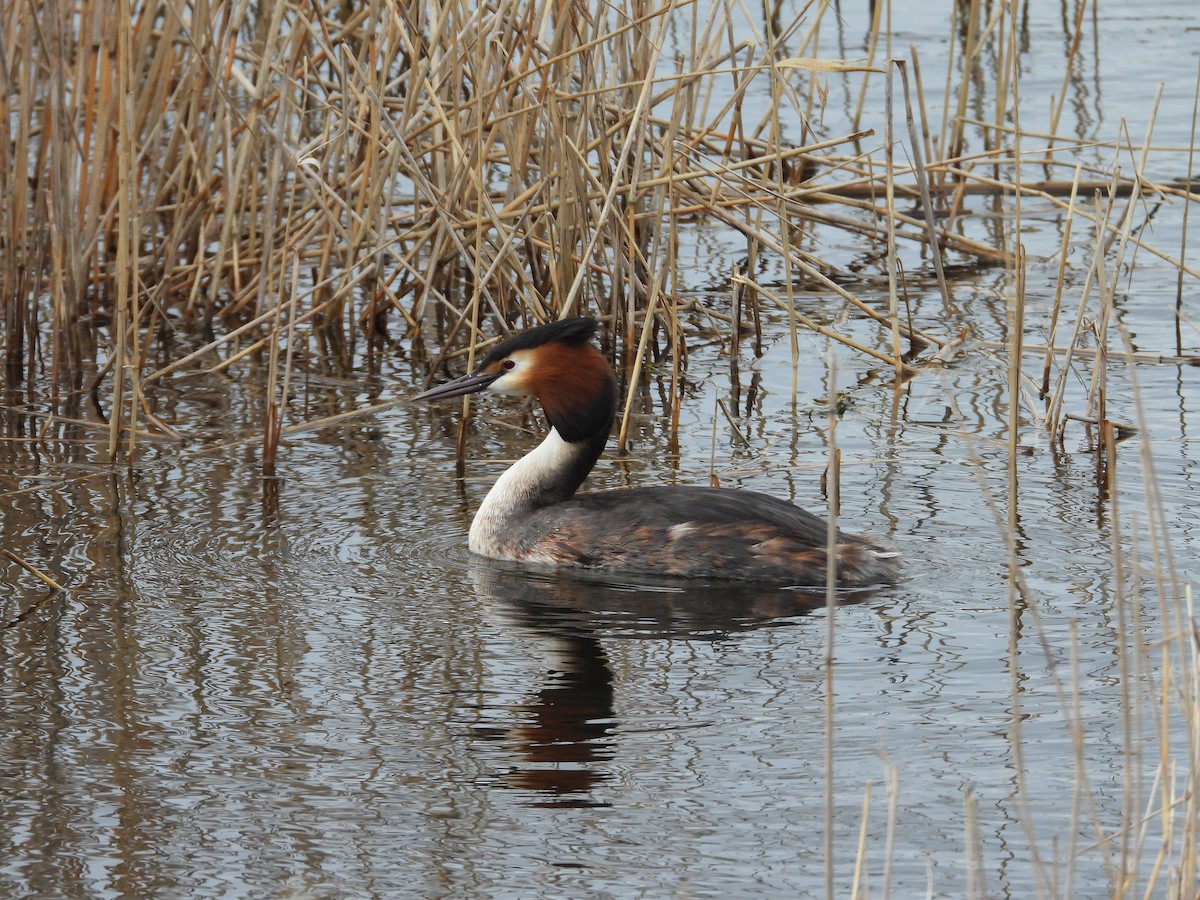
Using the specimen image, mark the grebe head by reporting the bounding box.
[413,317,617,442]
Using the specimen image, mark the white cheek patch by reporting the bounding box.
[486,350,534,395]
[489,370,526,395]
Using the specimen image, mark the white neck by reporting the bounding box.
[469,428,580,559]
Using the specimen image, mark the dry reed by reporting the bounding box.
[9,0,1190,461]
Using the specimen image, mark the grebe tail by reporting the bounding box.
[414,317,898,587]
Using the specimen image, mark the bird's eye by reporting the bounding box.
[501,359,516,371]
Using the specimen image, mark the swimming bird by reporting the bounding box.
[413,317,898,587]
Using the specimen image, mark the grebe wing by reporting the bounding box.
[551,486,839,542]
[521,486,893,584]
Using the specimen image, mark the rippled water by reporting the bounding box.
[4,3,1200,898]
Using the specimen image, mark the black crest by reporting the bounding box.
[476,317,599,369]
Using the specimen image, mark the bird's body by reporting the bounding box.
[414,317,898,587]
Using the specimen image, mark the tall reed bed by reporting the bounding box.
[0,0,1060,461]
[3,2,1195,458]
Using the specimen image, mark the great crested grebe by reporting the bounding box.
[414,317,899,587]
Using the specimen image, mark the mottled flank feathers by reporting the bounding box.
[500,486,898,587]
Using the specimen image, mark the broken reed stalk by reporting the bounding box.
[850,0,884,138]
[849,781,872,898]
[1041,164,1083,396]
[823,345,840,900]
[893,59,951,310]
[1005,0,1024,524]
[945,0,982,174]
[1000,2,1051,888]
[1045,189,1110,442]
[884,62,902,380]
[0,548,67,593]
[1074,93,1165,445]
[1179,60,1200,356]
[0,549,68,630]
[1116,320,1189,892]
[964,786,987,898]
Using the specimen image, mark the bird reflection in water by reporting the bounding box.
[495,629,615,807]
[469,563,871,808]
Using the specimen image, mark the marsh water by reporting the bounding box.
[3,2,1200,897]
